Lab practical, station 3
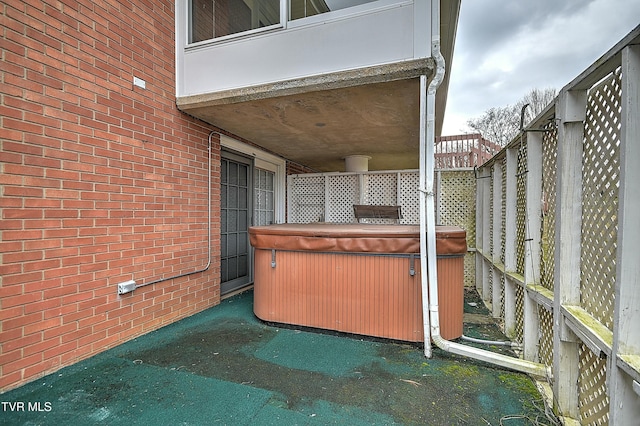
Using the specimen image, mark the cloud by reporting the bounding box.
[443,0,640,135]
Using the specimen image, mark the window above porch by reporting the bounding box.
[188,1,390,45]
[176,0,461,172]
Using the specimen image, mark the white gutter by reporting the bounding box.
[419,0,550,378]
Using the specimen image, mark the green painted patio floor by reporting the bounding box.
[2,290,551,425]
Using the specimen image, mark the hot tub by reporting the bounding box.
[249,223,466,342]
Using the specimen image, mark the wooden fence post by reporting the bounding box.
[553,89,587,420]
[609,43,640,425]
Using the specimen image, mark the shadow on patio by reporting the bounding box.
[2,290,554,425]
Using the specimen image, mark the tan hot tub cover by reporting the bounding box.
[248,223,467,255]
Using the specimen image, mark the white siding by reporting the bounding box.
[176,0,429,97]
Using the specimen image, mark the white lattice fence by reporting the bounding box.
[287,170,419,224]
[580,70,621,331]
[538,120,558,369]
[398,171,420,225]
[540,122,558,293]
[362,173,399,224]
[574,68,621,426]
[474,30,640,425]
[326,174,360,223]
[287,169,477,285]
[437,170,476,286]
[287,174,325,222]
[288,169,473,228]
[578,344,610,425]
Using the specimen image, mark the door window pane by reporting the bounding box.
[254,168,276,226]
[221,155,251,288]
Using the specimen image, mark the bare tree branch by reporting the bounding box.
[466,88,557,146]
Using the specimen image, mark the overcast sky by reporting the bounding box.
[442,0,640,135]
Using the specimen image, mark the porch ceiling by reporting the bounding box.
[179,72,430,172]
[178,0,460,172]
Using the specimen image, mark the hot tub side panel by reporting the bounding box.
[253,249,424,342]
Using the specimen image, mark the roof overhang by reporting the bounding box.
[178,1,461,172]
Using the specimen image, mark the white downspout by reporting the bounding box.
[419,74,432,357]
[419,0,550,378]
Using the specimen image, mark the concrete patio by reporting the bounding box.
[1,290,553,425]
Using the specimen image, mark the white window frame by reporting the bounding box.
[220,134,286,224]
[186,0,288,48]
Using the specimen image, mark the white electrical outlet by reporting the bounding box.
[118,280,137,295]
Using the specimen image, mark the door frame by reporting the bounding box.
[219,135,286,296]
[220,150,253,295]
[220,134,286,224]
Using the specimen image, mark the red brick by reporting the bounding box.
[2,208,43,219]
[91,316,119,333]
[23,317,61,335]
[79,326,107,346]
[24,259,61,273]
[0,371,24,393]
[62,271,95,286]
[1,291,43,308]
[21,194,61,208]
[45,247,78,259]
[0,305,23,323]
[2,311,43,331]
[24,239,61,251]
[2,353,43,375]
[0,0,226,392]
[43,340,77,360]
[43,321,77,340]
[23,357,59,379]
[44,228,77,239]
[3,333,44,356]
[0,328,24,350]
[3,117,44,135]
[61,291,93,305]
[24,297,62,314]
[61,326,93,343]
[0,219,23,230]
[42,281,77,297]
[44,209,79,219]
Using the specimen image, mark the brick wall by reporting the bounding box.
[0,0,223,391]
[286,160,317,176]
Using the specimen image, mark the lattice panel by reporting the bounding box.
[398,172,420,224]
[514,282,524,344]
[489,169,494,258]
[487,262,494,301]
[288,171,424,224]
[439,170,476,242]
[288,175,325,223]
[515,141,528,276]
[501,157,507,265]
[580,70,621,330]
[438,170,476,286]
[540,121,558,291]
[327,175,359,223]
[363,173,397,205]
[362,173,398,224]
[499,273,505,319]
[462,254,474,287]
[488,169,494,299]
[538,306,554,367]
[578,343,610,425]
